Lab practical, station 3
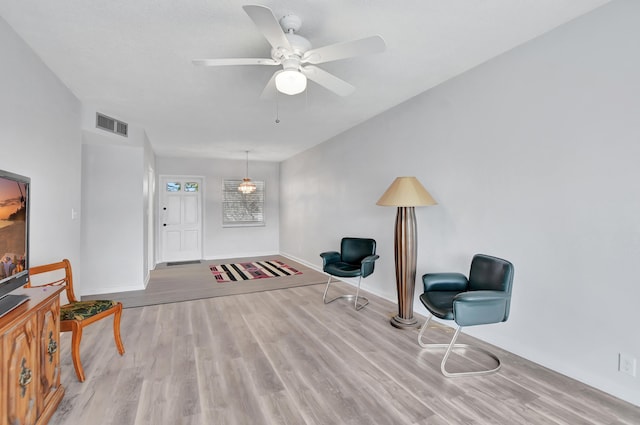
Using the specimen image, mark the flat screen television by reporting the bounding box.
[0,169,30,317]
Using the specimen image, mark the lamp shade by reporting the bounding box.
[376,176,437,207]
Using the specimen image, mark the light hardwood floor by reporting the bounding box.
[52,281,639,424]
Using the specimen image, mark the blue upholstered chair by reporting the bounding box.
[320,238,379,310]
[418,254,514,377]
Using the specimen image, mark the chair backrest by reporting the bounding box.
[27,259,78,304]
[468,254,514,319]
[341,238,376,265]
[468,254,514,292]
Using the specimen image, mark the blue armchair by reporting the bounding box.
[320,237,379,310]
[418,254,514,377]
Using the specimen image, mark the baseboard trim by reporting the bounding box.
[204,251,280,261]
[81,282,146,296]
[279,251,321,272]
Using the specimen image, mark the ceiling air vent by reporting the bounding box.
[96,113,128,137]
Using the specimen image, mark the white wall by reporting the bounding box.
[142,132,156,276]
[80,116,155,295]
[0,18,82,274]
[80,139,143,294]
[280,0,640,407]
[156,156,279,259]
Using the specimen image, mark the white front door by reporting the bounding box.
[159,176,203,263]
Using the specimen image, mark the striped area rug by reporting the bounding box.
[210,260,302,283]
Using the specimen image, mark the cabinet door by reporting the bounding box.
[39,297,60,413]
[3,315,38,425]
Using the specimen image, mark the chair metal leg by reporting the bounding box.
[323,275,369,311]
[418,314,501,377]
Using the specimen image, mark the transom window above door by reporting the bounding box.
[166,182,199,192]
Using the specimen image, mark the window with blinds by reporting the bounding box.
[222,180,265,226]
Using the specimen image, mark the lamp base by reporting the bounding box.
[390,315,419,329]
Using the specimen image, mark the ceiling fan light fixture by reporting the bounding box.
[275,69,307,95]
[193,5,386,98]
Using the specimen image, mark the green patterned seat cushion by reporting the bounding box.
[60,300,118,321]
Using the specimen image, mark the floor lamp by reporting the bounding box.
[377,177,437,329]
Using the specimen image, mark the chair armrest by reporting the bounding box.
[361,254,379,264]
[320,251,341,268]
[360,254,379,278]
[453,290,510,326]
[454,290,508,303]
[422,273,468,292]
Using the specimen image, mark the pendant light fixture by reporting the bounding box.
[238,150,257,194]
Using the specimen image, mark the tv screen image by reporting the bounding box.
[0,170,30,317]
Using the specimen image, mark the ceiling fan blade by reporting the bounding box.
[192,58,279,66]
[302,35,386,64]
[260,70,281,100]
[242,5,292,52]
[300,65,355,96]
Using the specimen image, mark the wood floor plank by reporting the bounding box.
[49,278,640,425]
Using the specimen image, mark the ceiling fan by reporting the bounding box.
[193,4,386,98]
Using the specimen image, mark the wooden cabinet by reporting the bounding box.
[1,287,65,425]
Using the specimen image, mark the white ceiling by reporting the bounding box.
[1,0,610,161]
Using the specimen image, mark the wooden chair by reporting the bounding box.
[27,259,125,382]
